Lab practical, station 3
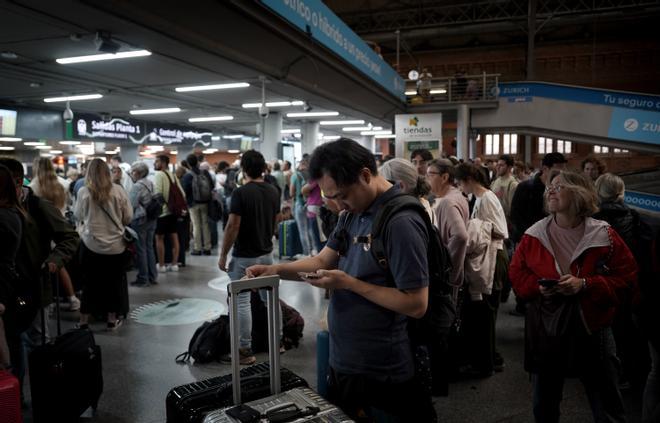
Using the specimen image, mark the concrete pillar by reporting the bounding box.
[300,121,320,155]
[525,135,532,164]
[260,112,282,161]
[456,104,470,160]
[469,135,477,159]
[121,144,138,165]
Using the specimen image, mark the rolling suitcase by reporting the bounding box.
[278,220,302,259]
[166,276,308,423]
[28,271,103,422]
[0,370,22,423]
[202,276,352,423]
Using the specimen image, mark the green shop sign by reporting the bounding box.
[406,141,439,151]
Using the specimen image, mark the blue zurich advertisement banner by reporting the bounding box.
[260,0,405,102]
[607,108,660,146]
[499,82,660,113]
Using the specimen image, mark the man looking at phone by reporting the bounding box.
[218,150,280,365]
[247,138,435,422]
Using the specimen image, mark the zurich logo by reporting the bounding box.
[624,118,639,132]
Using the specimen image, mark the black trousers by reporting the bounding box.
[327,367,436,423]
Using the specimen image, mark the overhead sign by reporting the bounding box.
[0,109,17,136]
[395,113,442,159]
[499,82,660,112]
[71,114,212,145]
[608,108,660,146]
[260,0,405,102]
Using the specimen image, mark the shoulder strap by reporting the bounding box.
[98,200,123,232]
[371,193,429,270]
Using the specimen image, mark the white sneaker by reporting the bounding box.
[69,297,81,311]
[158,265,168,273]
[168,264,179,272]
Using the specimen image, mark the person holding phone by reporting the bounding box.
[509,170,637,423]
[247,138,435,422]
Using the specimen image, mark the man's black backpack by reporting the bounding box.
[369,194,455,340]
[175,315,230,364]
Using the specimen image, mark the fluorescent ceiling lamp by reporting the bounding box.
[146,145,164,151]
[24,142,45,146]
[281,129,301,134]
[0,146,15,151]
[202,148,218,154]
[242,101,304,108]
[228,149,240,154]
[211,136,220,141]
[342,126,382,132]
[375,134,396,139]
[405,91,417,96]
[170,150,178,155]
[323,135,341,140]
[430,89,447,94]
[44,94,103,103]
[0,137,21,142]
[104,151,117,154]
[223,134,243,139]
[130,107,180,115]
[56,50,151,64]
[188,116,234,123]
[320,120,364,126]
[287,111,339,117]
[35,145,52,150]
[50,150,63,154]
[175,82,249,92]
[293,134,301,138]
[59,140,80,145]
[361,130,392,136]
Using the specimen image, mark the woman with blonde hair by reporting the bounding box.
[74,158,132,330]
[510,170,638,422]
[29,158,80,311]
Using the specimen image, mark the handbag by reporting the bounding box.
[99,203,137,246]
[524,295,590,377]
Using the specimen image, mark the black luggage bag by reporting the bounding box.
[28,271,103,422]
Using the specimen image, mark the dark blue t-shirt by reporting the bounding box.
[325,186,429,382]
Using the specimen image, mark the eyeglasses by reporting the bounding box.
[545,184,563,194]
[426,171,442,176]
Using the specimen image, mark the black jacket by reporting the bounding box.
[510,173,546,243]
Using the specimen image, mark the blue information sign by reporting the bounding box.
[608,108,660,146]
[260,0,405,102]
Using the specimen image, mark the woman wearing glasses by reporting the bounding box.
[509,170,638,423]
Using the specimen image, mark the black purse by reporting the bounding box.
[524,296,590,377]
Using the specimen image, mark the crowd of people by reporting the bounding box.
[0,139,658,422]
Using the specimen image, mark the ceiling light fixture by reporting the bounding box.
[342,126,382,132]
[405,91,417,96]
[0,137,21,142]
[188,116,234,123]
[281,129,301,134]
[0,146,15,151]
[175,82,249,92]
[287,111,339,118]
[211,136,220,141]
[228,149,240,154]
[35,145,52,150]
[59,140,81,145]
[24,142,45,146]
[44,94,103,103]
[430,89,447,94]
[129,107,180,115]
[222,134,243,139]
[322,135,341,141]
[375,134,396,139]
[56,50,152,64]
[361,130,392,136]
[320,120,365,126]
[242,101,304,108]
[50,150,63,154]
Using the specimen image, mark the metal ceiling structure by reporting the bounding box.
[0,0,406,144]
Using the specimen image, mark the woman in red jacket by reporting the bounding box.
[510,170,637,423]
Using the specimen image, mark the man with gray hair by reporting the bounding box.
[129,161,158,286]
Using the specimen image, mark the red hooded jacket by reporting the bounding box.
[510,216,638,332]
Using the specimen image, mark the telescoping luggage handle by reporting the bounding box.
[227,275,281,405]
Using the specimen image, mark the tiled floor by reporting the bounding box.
[21,252,644,422]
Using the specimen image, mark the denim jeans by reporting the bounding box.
[294,202,311,255]
[532,328,625,423]
[132,219,158,283]
[643,341,660,423]
[307,215,323,253]
[228,253,281,350]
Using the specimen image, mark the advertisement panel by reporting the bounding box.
[0,109,17,136]
[395,113,442,159]
[607,107,660,146]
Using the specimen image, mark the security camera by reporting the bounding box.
[303,102,312,112]
[63,101,74,123]
[259,105,269,118]
[94,31,120,54]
